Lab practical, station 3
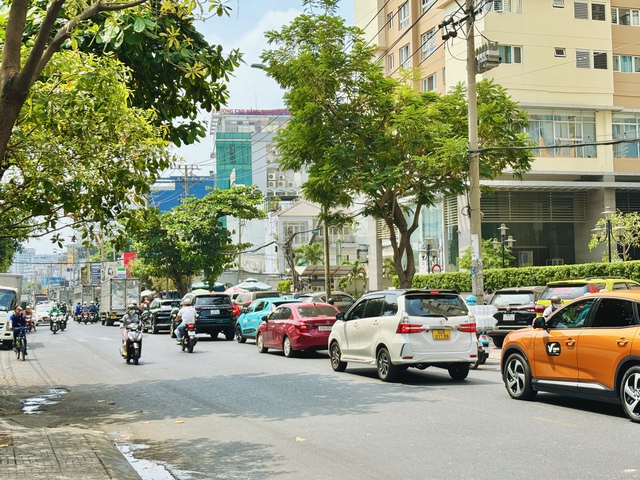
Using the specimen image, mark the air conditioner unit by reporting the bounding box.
[278,174,286,180]
[278,181,285,187]
[268,173,276,180]
[268,181,276,187]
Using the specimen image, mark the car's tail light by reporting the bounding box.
[396,315,424,334]
[534,304,545,315]
[295,323,314,331]
[589,284,599,294]
[458,322,476,333]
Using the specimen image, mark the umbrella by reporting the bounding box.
[235,280,273,291]
[225,286,248,294]
[140,289,155,297]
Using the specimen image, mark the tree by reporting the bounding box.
[262,0,533,289]
[338,259,367,297]
[382,257,396,280]
[3,50,170,247]
[458,239,515,270]
[295,243,324,266]
[133,186,266,295]
[589,210,640,261]
[0,0,239,161]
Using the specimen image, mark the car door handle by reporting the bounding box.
[617,338,629,347]
[565,338,576,346]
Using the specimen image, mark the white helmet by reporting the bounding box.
[183,298,192,306]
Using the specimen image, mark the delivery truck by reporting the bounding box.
[100,277,140,326]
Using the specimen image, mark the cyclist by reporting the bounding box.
[9,306,27,355]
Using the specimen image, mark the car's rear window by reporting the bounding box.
[296,306,338,317]
[256,292,282,299]
[491,293,535,307]
[540,285,591,300]
[404,294,468,317]
[195,296,231,306]
[162,301,180,308]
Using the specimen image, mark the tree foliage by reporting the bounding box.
[588,210,640,261]
[5,50,171,247]
[458,239,516,270]
[295,242,324,266]
[133,186,266,295]
[261,0,533,289]
[338,259,367,297]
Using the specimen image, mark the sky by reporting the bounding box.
[28,0,357,255]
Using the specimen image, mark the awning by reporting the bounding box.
[295,265,354,278]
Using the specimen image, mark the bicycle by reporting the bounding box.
[14,327,26,361]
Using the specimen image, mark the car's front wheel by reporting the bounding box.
[330,341,347,372]
[376,347,399,382]
[256,333,268,353]
[620,366,640,422]
[448,363,470,381]
[503,353,537,400]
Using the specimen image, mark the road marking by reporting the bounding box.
[534,416,581,428]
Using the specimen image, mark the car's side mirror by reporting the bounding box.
[261,315,268,322]
[532,317,546,329]
[241,308,248,314]
[336,312,345,321]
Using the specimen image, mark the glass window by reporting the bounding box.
[499,45,522,64]
[527,109,597,158]
[593,51,607,69]
[388,54,395,70]
[592,3,606,21]
[612,113,640,158]
[422,0,436,13]
[574,1,588,19]
[591,299,636,327]
[387,12,394,29]
[421,28,436,59]
[619,8,631,25]
[404,294,469,317]
[548,298,595,328]
[576,49,590,68]
[296,306,339,317]
[423,73,437,92]
[363,298,385,317]
[195,295,231,306]
[399,2,409,29]
[347,300,366,320]
[400,44,411,68]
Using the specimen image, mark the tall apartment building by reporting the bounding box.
[10,248,35,282]
[356,0,640,280]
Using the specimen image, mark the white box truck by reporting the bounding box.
[100,278,140,326]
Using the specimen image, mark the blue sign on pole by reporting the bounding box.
[471,267,476,275]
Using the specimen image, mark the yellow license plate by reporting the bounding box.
[432,329,450,340]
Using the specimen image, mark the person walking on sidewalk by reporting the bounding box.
[10,306,27,354]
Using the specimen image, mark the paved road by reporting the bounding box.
[2,321,640,479]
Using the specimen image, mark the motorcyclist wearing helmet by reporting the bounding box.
[88,301,99,314]
[75,302,82,316]
[121,302,141,326]
[175,298,197,345]
[543,296,562,318]
[82,301,90,313]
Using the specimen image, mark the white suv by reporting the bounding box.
[328,289,477,382]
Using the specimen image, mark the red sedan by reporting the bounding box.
[256,302,340,357]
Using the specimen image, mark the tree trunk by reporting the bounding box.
[0,83,29,166]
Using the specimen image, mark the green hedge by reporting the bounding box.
[277,280,292,293]
[392,260,640,292]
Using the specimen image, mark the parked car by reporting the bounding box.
[171,292,236,340]
[234,291,284,308]
[502,290,640,422]
[141,298,180,334]
[487,286,545,348]
[296,291,355,313]
[328,289,476,382]
[235,297,302,343]
[537,277,640,309]
[256,302,340,357]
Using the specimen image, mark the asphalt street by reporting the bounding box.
[1,321,640,479]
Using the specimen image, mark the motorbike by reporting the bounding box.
[59,313,67,331]
[25,313,35,332]
[50,313,62,334]
[81,311,90,324]
[120,319,143,365]
[179,322,198,353]
[88,311,99,323]
[471,332,490,370]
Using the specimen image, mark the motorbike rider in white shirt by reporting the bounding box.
[175,298,197,344]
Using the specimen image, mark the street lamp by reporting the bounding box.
[492,223,516,268]
[593,207,623,262]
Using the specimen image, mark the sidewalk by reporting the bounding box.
[0,418,140,479]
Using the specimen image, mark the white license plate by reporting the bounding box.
[210,309,220,315]
[318,326,332,331]
[133,342,139,348]
[503,313,515,321]
[188,331,196,337]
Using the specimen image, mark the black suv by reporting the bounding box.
[487,286,545,348]
[172,292,236,340]
[141,298,180,334]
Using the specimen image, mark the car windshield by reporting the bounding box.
[404,294,468,317]
[296,306,338,317]
[195,296,231,306]
[541,285,590,300]
[0,290,16,312]
[162,301,180,308]
[492,293,535,307]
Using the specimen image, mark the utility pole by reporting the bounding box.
[466,0,484,303]
[237,219,245,284]
[323,205,331,296]
[184,165,190,198]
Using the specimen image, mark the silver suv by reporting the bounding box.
[328,289,477,382]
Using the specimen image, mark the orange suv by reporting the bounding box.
[501,290,640,422]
